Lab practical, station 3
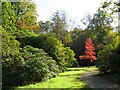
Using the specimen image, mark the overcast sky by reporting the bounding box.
[33,0,117,29]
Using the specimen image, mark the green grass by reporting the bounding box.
[15,66,97,89]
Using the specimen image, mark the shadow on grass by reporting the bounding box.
[70,77,93,90]
[5,67,94,90]
[58,72,93,89]
[58,88,93,90]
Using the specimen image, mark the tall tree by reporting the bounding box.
[11,2,39,32]
[51,10,70,46]
[2,1,39,33]
[38,20,53,33]
[87,0,117,30]
[96,1,120,74]
[85,0,118,51]
[2,2,17,33]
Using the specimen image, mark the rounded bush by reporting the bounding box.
[3,45,59,86]
[30,33,77,72]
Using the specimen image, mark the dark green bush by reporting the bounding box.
[2,29,20,71]
[2,29,21,87]
[14,30,38,47]
[2,29,76,87]
[19,46,59,84]
[97,36,120,74]
[2,30,59,86]
[3,45,59,87]
[64,47,77,67]
[29,33,77,72]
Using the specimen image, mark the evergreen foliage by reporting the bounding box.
[3,45,59,87]
[29,33,77,72]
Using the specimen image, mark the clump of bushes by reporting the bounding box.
[2,30,77,87]
[19,46,59,84]
[97,36,120,74]
[2,29,59,86]
[3,45,59,87]
[29,33,77,72]
[2,1,77,88]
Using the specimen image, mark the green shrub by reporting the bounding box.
[2,29,76,87]
[2,28,20,70]
[97,35,120,73]
[2,29,21,87]
[64,47,77,67]
[19,46,59,83]
[2,29,20,60]
[29,33,77,72]
[14,30,38,47]
[3,45,59,87]
[2,29,59,87]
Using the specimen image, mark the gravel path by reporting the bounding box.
[80,71,120,89]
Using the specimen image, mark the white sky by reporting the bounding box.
[33,0,117,29]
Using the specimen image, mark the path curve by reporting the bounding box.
[80,71,120,89]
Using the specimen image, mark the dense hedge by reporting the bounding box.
[3,45,59,87]
[29,33,77,72]
[19,46,59,84]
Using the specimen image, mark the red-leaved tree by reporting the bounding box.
[79,38,97,62]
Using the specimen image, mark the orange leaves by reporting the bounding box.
[79,38,97,62]
[79,55,97,60]
[16,19,40,32]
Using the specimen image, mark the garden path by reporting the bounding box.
[80,70,120,89]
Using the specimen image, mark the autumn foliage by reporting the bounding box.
[79,38,97,62]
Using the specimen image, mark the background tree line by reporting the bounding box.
[2,0,120,88]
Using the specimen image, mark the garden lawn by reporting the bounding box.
[15,66,97,89]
